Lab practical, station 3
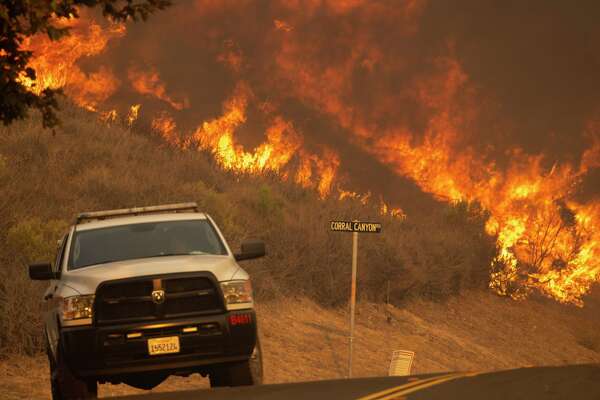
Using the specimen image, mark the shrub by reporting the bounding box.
[7,218,68,265]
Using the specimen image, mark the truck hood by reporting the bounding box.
[62,255,246,295]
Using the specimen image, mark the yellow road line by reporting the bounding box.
[357,372,472,400]
[377,372,472,399]
[356,373,464,400]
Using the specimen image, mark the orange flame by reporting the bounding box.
[156,82,340,198]
[21,14,125,110]
[100,109,118,124]
[338,189,370,204]
[367,67,600,305]
[128,66,189,110]
[338,189,405,218]
[193,85,336,198]
[276,30,599,305]
[127,104,141,126]
[380,201,406,219]
[274,19,293,32]
[152,113,179,143]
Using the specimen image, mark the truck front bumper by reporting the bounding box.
[60,309,256,379]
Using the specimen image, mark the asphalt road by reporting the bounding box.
[112,364,600,400]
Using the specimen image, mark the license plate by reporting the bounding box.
[148,336,180,356]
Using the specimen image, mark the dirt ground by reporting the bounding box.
[1,291,598,399]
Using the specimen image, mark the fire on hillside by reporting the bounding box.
[21,1,599,306]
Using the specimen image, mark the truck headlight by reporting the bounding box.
[61,295,94,325]
[220,280,253,310]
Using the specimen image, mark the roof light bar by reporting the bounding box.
[76,202,199,224]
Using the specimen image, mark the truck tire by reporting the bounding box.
[209,338,263,387]
[48,343,97,400]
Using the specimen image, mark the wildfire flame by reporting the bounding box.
[100,109,117,124]
[273,22,600,306]
[21,14,125,110]
[127,104,141,126]
[153,82,340,198]
[369,73,600,306]
[21,3,599,305]
[128,67,189,111]
[151,113,178,143]
[367,98,600,305]
[338,189,405,218]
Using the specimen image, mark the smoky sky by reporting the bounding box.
[80,0,600,206]
[422,0,600,161]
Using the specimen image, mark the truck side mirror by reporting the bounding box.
[234,240,266,261]
[29,263,58,280]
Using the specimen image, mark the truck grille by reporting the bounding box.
[95,274,223,325]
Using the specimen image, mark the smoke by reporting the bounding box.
[72,0,598,202]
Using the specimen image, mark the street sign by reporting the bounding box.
[330,220,381,378]
[330,220,382,233]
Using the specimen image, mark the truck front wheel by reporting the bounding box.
[48,343,97,400]
[209,339,263,387]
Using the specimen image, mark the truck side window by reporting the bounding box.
[54,234,68,273]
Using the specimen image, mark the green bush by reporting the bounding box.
[7,218,68,265]
[255,184,284,218]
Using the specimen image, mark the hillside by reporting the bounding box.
[0,107,598,398]
[0,105,497,355]
[1,293,599,399]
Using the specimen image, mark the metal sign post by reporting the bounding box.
[330,220,382,378]
[349,231,358,378]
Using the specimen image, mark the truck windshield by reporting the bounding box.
[68,219,228,270]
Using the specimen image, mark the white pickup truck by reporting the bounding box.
[29,203,265,400]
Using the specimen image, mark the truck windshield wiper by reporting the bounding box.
[145,251,210,258]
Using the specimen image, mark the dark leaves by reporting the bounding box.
[0,0,171,129]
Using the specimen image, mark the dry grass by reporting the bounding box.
[576,331,600,353]
[1,293,598,399]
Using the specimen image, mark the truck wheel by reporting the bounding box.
[210,338,263,387]
[48,343,97,400]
